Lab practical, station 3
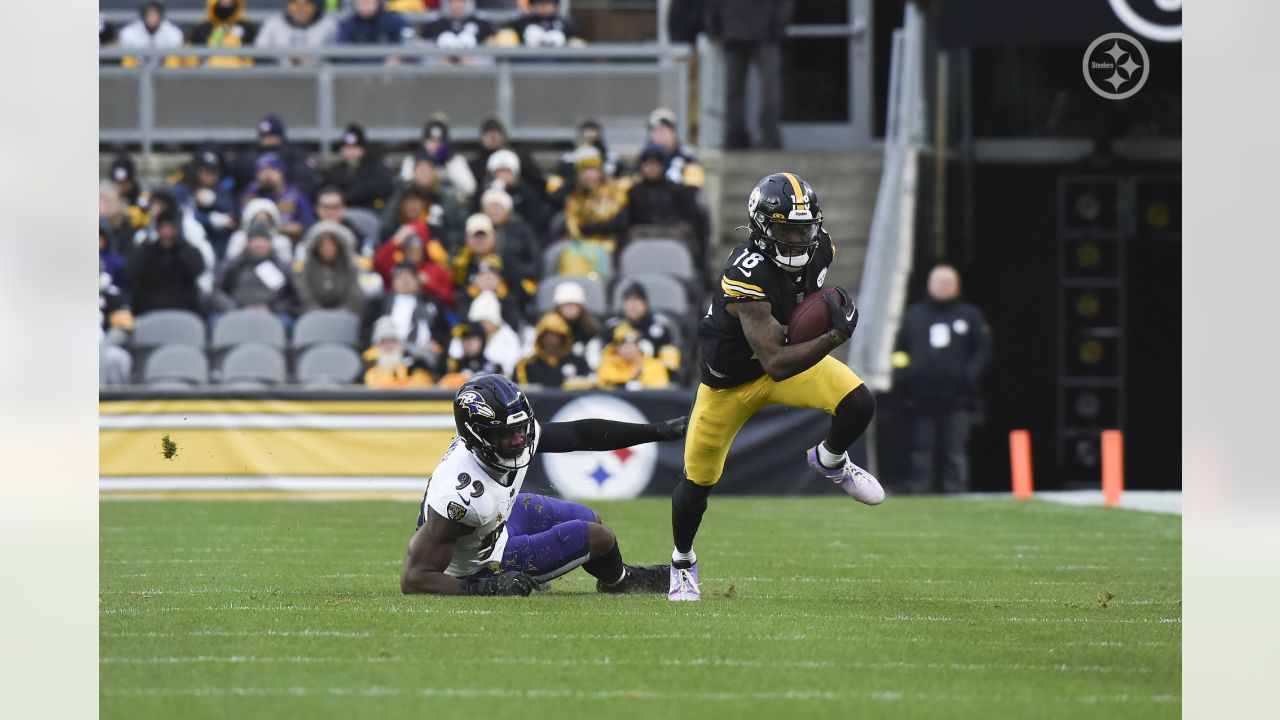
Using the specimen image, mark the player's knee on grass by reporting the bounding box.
[586,521,616,557]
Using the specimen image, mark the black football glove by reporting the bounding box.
[651,415,689,441]
[463,571,536,597]
[824,286,859,343]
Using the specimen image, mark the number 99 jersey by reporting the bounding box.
[419,428,542,578]
[697,233,835,389]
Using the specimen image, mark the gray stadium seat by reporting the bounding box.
[619,239,695,281]
[142,344,208,386]
[292,309,361,351]
[343,208,381,248]
[220,343,287,385]
[535,275,608,316]
[612,274,690,317]
[296,344,363,386]
[211,310,287,351]
[132,310,206,349]
[541,239,569,279]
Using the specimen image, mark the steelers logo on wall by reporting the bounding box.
[542,395,658,500]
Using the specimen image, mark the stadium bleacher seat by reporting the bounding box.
[143,344,209,387]
[296,344,362,386]
[541,239,570,279]
[210,310,287,352]
[220,343,287,386]
[342,208,382,249]
[535,275,608,316]
[619,239,696,282]
[291,309,361,352]
[132,310,207,350]
[610,273,689,317]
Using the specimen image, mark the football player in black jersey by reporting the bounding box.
[668,172,885,601]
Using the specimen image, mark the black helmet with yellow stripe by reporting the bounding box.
[746,172,824,273]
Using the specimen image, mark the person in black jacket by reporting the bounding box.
[324,123,394,211]
[891,264,993,494]
[126,207,206,316]
[230,114,320,198]
[704,0,793,149]
[626,143,708,271]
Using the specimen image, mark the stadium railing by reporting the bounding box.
[848,2,927,394]
[99,43,690,154]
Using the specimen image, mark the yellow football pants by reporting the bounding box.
[683,355,864,487]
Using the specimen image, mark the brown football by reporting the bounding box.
[787,287,843,344]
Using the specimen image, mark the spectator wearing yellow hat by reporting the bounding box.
[515,312,594,389]
[562,145,630,276]
[596,322,670,390]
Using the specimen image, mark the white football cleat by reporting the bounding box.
[668,562,701,601]
[807,445,885,505]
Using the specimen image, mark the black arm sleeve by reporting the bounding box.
[539,419,665,454]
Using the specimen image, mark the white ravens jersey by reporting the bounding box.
[422,423,541,578]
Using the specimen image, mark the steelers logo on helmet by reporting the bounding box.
[747,172,823,273]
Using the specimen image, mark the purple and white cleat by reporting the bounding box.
[668,562,701,601]
[807,445,885,505]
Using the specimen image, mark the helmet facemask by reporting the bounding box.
[765,220,820,273]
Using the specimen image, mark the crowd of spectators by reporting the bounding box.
[100,105,707,392]
[102,0,587,67]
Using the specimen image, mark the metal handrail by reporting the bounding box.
[98,42,688,61]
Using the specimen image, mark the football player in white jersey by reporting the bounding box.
[401,374,687,596]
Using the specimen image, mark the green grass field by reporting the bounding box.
[100,496,1181,719]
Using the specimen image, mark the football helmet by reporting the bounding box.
[453,374,536,477]
[747,172,824,273]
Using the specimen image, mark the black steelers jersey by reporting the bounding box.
[697,231,836,389]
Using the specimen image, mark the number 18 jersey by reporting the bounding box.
[697,233,835,389]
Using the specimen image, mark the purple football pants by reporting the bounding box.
[497,493,596,582]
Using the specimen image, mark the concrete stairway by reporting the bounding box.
[701,150,883,294]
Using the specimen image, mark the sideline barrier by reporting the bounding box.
[99,389,838,497]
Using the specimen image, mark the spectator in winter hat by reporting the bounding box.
[421,0,496,65]
[597,281,682,378]
[363,315,435,389]
[255,0,338,65]
[336,0,417,65]
[225,197,295,265]
[469,116,546,202]
[378,261,453,370]
[547,118,624,209]
[211,222,300,329]
[189,0,259,68]
[127,206,206,315]
[374,188,454,306]
[239,153,316,242]
[230,114,319,197]
[515,311,593,389]
[626,142,708,271]
[384,152,468,250]
[323,123,394,210]
[480,188,540,289]
[481,148,551,241]
[549,280,600,359]
[168,146,238,260]
[437,322,503,388]
[496,0,584,48]
[596,321,671,390]
[564,144,630,250]
[314,187,372,253]
[118,1,185,68]
[646,107,704,190]
[399,112,477,202]
[297,220,368,316]
[448,290,521,376]
[136,190,217,296]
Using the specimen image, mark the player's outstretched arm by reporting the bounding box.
[730,300,844,382]
[401,508,473,595]
[539,416,688,454]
